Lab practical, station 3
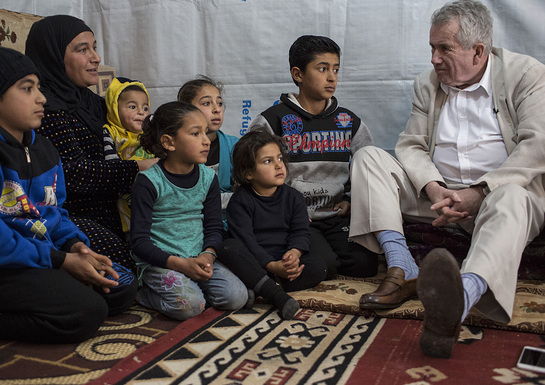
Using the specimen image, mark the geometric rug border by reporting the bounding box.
[87,307,228,385]
[133,307,274,384]
[89,306,386,385]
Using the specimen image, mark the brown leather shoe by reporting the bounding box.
[359,267,417,310]
[417,248,464,359]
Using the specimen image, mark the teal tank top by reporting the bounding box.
[143,163,215,258]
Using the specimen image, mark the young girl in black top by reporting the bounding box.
[218,127,327,320]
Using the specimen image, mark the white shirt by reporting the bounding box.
[433,55,508,184]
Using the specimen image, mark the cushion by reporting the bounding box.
[403,222,545,281]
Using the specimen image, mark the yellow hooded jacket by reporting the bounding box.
[104,77,154,160]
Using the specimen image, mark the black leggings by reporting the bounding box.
[217,238,327,292]
[0,266,137,344]
[310,215,379,279]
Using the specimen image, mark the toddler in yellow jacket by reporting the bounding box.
[104,77,155,233]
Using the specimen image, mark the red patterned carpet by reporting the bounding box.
[88,304,545,385]
[348,319,545,385]
[0,305,179,385]
[1,275,545,385]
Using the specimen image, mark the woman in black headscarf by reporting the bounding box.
[26,15,156,272]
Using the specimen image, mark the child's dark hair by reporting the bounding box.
[289,35,341,86]
[232,126,288,186]
[177,75,224,104]
[140,101,201,159]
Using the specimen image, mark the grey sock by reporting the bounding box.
[245,289,255,308]
[277,296,300,320]
[254,276,299,319]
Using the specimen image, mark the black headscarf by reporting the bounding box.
[25,15,106,138]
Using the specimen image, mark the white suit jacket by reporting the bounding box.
[396,47,545,209]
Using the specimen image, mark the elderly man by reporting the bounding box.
[349,0,545,359]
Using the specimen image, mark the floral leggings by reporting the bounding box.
[136,262,248,321]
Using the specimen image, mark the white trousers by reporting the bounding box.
[349,146,545,323]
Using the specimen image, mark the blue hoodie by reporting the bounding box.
[0,126,88,269]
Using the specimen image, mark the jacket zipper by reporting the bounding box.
[25,146,32,190]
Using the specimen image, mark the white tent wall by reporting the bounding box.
[3,0,545,152]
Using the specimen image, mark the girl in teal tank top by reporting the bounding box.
[130,102,248,321]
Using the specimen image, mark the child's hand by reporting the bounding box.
[63,242,120,293]
[186,257,214,281]
[266,249,304,281]
[334,201,350,216]
[265,260,288,278]
[282,249,304,281]
[194,253,214,275]
[168,255,213,281]
[197,250,216,267]
[136,158,159,171]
